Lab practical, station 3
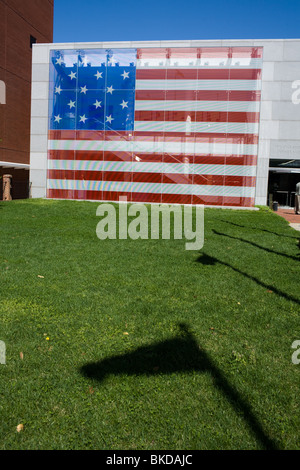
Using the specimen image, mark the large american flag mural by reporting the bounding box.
[47,47,263,206]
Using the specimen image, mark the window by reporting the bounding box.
[30,36,37,49]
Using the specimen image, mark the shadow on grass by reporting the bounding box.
[212,229,300,261]
[196,253,300,306]
[219,219,299,240]
[80,323,279,450]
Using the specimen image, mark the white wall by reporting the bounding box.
[254,40,300,205]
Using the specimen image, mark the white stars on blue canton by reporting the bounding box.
[106,85,114,95]
[105,115,114,124]
[68,71,76,80]
[121,71,130,80]
[67,100,76,109]
[94,71,103,80]
[54,115,62,123]
[120,100,128,109]
[50,49,137,131]
[79,115,88,124]
[94,100,102,109]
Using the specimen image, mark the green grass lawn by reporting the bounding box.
[0,199,299,450]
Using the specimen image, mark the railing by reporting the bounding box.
[273,191,296,208]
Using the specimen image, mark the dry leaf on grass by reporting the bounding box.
[16,424,24,432]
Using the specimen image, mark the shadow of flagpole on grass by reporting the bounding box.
[219,218,300,240]
[80,323,279,450]
[212,229,300,261]
[196,253,300,306]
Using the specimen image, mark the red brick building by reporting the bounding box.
[0,0,53,198]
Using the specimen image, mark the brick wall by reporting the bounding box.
[0,0,53,167]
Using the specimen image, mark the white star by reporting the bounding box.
[68,71,77,80]
[80,86,88,94]
[120,100,128,109]
[94,100,102,109]
[81,56,89,66]
[108,56,117,66]
[106,85,114,94]
[67,100,76,109]
[106,115,114,124]
[121,70,129,80]
[79,115,88,123]
[55,57,64,66]
[54,115,62,123]
[95,71,103,80]
[55,86,62,94]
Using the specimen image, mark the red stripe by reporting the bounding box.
[191,195,254,207]
[104,131,259,141]
[49,130,77,140]
[135,90,261,101]
[48,150,75,160]
[47,188,254,207]
[48,170,256,188]
[133,132,258,143]
[105,191,163,203]
[48,150,257,166]
[48,130,258,144]
[136,69,261,80]
[193,175,255,187]
[135,110,260,123]
[48,150,135,162]
[48,151,258,165]
[48,130,132,140]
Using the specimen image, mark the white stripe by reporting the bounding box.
[135,100,261,113]
[47,179,255,198]
[49,160,257,177]
[134,121,259,134]
[136,58,263,69]
[49,139,258,156]
[136,79,261,91]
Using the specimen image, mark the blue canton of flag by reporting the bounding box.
[49,48,137,131]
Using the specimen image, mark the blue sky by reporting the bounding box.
[54,0,300,43]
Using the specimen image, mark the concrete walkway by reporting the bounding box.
[277,208,300,232]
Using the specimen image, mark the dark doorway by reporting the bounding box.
[0,169,30,200]
[268,159,300,208]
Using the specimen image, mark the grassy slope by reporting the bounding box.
[0,199,299,450]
